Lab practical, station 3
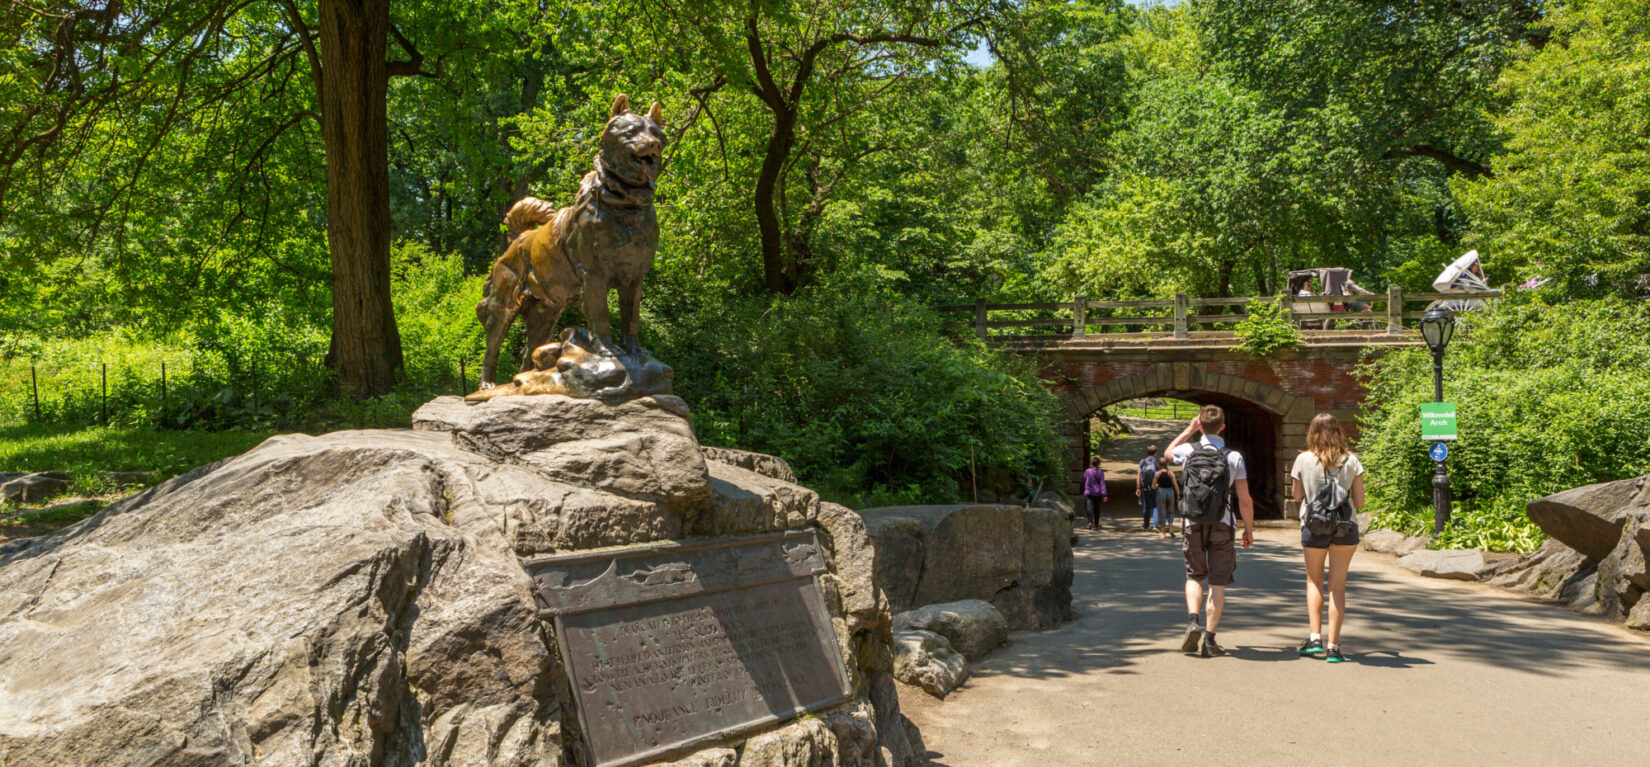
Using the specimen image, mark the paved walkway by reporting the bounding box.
[899,518,1650,767]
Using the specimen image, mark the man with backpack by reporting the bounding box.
[1136,445,1160,530]
[1166,405,1255,658]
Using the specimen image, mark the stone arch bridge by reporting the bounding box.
[1036,335,1406,517]
[942,289,1495,516]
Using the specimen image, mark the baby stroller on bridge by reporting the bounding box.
[1286,267,1379,330]
[1429,250,1495,313]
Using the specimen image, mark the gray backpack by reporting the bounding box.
[1303,459,1354,536]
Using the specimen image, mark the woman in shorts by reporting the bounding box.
[1151,463,1179,539]
[1289,413,1365,663]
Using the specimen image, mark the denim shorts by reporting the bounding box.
[1301,521,1361,548]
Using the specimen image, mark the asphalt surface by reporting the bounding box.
[898,517,1650,767]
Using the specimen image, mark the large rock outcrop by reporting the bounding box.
[1489,475,1650,630]
[858,504,1072,630]
[0,395,925,766]
[1525,478,1647,561]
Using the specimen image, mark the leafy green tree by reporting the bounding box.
[1041,12,1374,300]
[1454,0,1650,297]
[0,0,545,396]
[1196,0,1545,180]
[601,0,985,294]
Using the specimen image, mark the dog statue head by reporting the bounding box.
[599,94,666,188]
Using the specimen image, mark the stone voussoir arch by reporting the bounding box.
[1061,369,1312,423]
[1060,368,1317,517]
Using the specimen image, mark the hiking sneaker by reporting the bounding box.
[1181,625,1204,653]
[1297,637,1324,656]
[1199,633,1226,658]
[1324,646,1346,663]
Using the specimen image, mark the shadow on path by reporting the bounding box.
[969,515,1650,684]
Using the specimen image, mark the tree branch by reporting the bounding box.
[1387,143,1494,178]
[745,17,784,109]
[387,24,437,78]
[278,0,323,93]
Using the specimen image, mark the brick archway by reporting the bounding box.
[1060,368,1318,519]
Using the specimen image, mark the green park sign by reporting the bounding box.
[1421,402,1458,441]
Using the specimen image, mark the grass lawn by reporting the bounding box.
[1111,397,1200,420]
[1,423,274,499]
[2,424,275,538]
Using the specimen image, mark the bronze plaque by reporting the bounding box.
[525,530,852,767]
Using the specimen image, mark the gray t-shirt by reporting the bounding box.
[1171,435,1247,527]
[1290,451,1365,529]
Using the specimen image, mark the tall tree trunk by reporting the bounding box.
[754,109,798,294]
[318,0,401,396]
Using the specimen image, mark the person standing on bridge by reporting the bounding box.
[1136,445,1160,530]
[1081,457,1109,530]
[1167,405,1255,658]
[1290,413,1365,663]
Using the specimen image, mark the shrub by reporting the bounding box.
[646,269,1067,507]
[1359,298,1650,551]
[1232,295,1302,356]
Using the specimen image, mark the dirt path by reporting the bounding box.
[899,517,1650,767]
[1093,417,1181,480]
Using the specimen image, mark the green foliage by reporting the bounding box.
[647,271,1066,507]
[0,242,483,432]
[0,424,274,496]
[1360,298,1650,550]
[1232,296,1303,356]
[1454,0,1650,297]
[4,0,1646,516]
[1376,497,1547,554]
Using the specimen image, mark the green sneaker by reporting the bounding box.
[1297,637,1324,656]
[1324,646,1346,663]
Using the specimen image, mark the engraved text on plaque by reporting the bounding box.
[525,531,852,767]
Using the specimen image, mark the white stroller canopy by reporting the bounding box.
[1434,250,1489,293]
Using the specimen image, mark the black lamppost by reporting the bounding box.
[1419,308,1457,533]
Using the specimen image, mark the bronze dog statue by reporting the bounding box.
[476,94,665,389]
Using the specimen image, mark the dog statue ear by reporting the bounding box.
[610,93,630,117]
[647,101,663,124]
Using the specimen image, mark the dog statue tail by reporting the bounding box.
[503,196,557,241]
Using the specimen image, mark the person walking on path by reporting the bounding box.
[1290,413,1366,663]
[1151,462,1179,540]
[1136,445,1160,530]
[1167,405,1254,658]
[1081,457,1109,530]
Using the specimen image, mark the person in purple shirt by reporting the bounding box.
[1081,457,1108,530]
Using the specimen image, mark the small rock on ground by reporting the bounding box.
[892,599,1008,660]
[0,472,71,505]
[893,629,968,699]
[1398,549,1488,581]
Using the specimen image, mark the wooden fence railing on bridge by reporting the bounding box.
[937,287,1503,341]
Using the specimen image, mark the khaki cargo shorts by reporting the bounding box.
[1183,522,1237,586]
